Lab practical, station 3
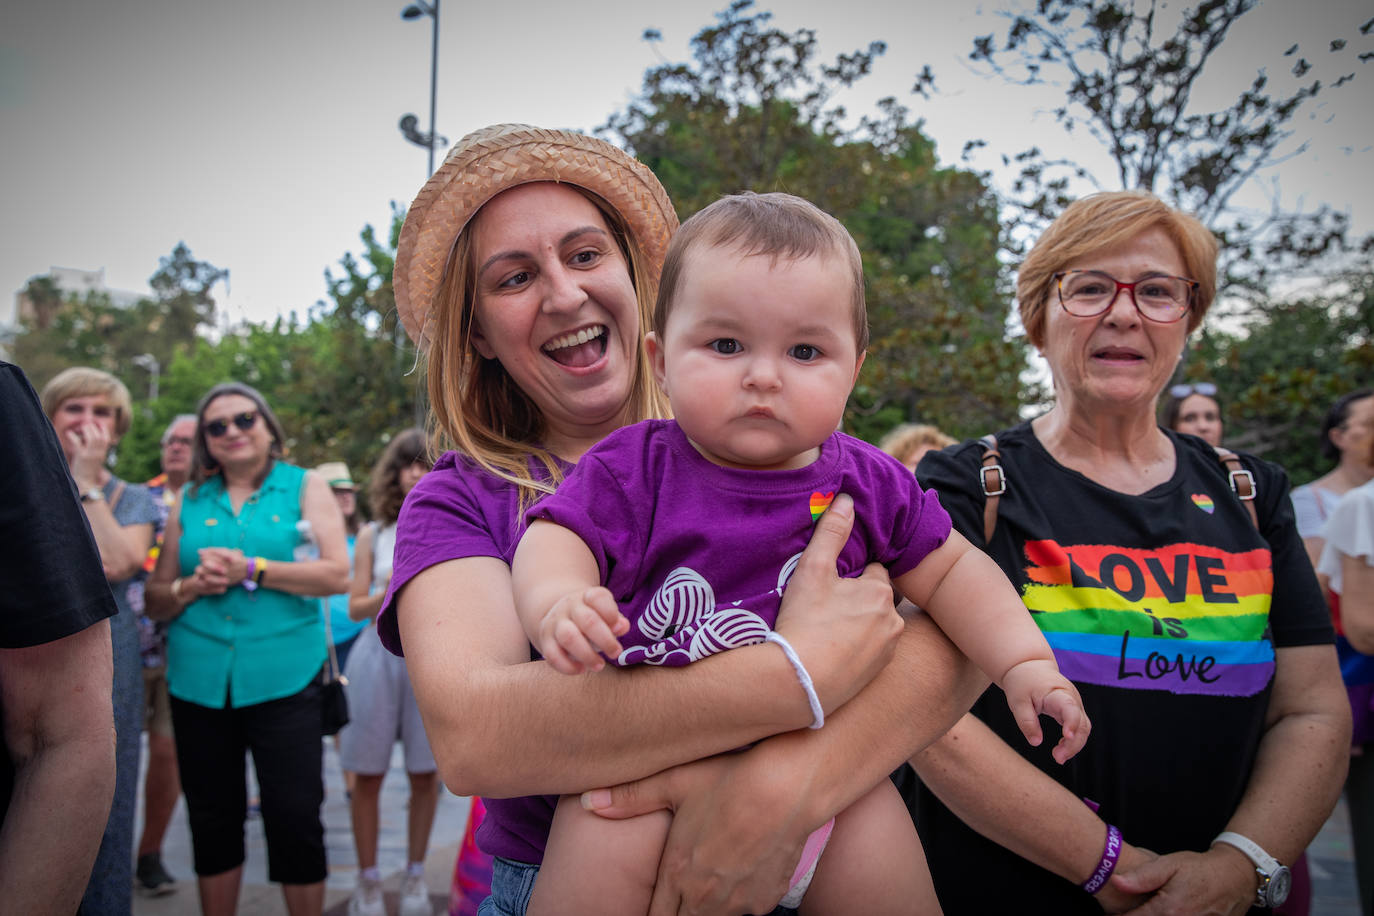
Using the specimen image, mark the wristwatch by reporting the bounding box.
[1212,831,1291,908]
[79,487,105,503]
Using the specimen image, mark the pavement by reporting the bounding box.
[132,733,472,915]
[131,730,1363,914]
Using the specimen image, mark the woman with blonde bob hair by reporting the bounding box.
[40,366,160,913]
[909,190,1347,915]
[374,123,983,915]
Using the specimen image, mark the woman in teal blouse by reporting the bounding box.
[146,382,348,916]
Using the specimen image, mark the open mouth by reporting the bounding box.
[543,325,609,368]
[1092,346,1144,363]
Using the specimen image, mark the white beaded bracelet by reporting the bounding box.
[765,631,824,729]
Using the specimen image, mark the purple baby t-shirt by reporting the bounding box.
[526,420,952,668]
[377,450,567,865]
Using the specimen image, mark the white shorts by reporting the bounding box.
[337,625,437,775]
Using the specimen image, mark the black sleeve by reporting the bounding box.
[0,362,116,648]
[916,438,995,549]
[1242,451,1334,648]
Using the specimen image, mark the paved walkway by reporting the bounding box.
[132,733,472,915]
[132,729,1363,914]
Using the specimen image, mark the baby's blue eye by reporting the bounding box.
[790,344,818,361]
[710,339,740,355]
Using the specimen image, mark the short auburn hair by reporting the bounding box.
[1018,190,1218,350]
[655,192,869,352]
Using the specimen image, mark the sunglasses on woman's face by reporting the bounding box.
[204,411,259,438]
[1170,382,1217,399]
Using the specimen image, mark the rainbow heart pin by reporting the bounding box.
[1191,493,1215,514]
[809,491,835,523]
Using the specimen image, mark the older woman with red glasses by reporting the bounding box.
[146,382,348,916]
[909,190,1347,915]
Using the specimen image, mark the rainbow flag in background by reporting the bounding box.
[1019,539,1275,697]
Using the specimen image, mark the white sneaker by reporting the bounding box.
[399,873,435,916]
[348,877,386,916]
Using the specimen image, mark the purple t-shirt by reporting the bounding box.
[377,449,567,865]
[527,420,952,668]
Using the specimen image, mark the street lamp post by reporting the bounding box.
[399,0,445,180]
[132,353,160,403]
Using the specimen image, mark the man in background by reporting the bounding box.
[131,413,196,896]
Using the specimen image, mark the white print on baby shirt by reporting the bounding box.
[617,553,803,666]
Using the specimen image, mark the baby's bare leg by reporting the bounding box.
[526,793,672,916]
[798,778,942,916]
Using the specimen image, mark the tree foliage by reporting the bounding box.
[603,0,1028,441]
[12,223,421,498]
[1183,262,1374,482]
[969,0,1372,299]
[12,243,226,404]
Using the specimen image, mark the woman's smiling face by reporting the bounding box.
[467,182,641,453]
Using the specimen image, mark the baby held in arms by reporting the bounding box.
[511,191,1089,915]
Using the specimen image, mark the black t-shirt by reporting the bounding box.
[0,361,116,822]
[910,422,1332,915]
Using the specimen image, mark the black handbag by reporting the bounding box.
[320,607,350,736]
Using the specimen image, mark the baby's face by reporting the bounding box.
[647,244,863,470]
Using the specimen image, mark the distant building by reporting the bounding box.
[2,267,149,359]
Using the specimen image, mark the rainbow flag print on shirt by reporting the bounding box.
[1020,539,1275,697]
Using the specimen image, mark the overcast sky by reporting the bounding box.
[2,0,1369,330]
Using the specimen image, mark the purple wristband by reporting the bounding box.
[1081,824,1122,894]
[242,557,258,592]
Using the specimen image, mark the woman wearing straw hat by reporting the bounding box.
[375,124,983,916]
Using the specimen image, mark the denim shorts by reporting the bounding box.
[474,855,798,915]
[476,857,539,916]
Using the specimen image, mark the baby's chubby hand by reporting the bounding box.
[538,586,631,676]
[1001,659,1090,764]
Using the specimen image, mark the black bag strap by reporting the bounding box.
[975,436,1259,543]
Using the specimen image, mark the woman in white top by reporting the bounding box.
[341,428,437,916]
[1319,429,1374,916]
[1293,388,1374,578]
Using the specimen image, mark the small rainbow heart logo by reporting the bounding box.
[1191,493,1215,514]
[809,491,835,523]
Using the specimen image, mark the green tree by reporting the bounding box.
[1183,262,1374,482]
[604,1,1026,441]
[144,242,227,364]
[968,0,1372,299]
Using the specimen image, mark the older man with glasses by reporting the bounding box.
[131,413,196,896]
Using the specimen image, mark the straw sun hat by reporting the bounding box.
[393,123,679,347]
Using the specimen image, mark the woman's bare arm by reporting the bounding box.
[1112,644,1349,915]
[347,524,383,622]
[399,493,904,798]
[913,713,1156,913]
[1339,553,1374,654]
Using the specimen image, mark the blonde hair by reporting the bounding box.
[655,192,868,351]
[40,367,134,440]
[879,423,956,466]
[423,184,670,507]
[1018,190,1219,350]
